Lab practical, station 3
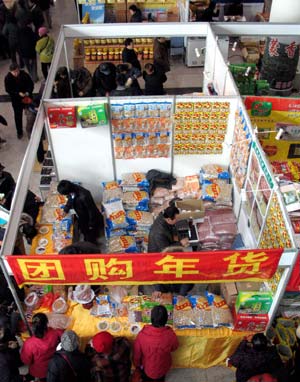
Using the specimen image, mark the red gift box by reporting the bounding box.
[233,308,269,332]
[48,107,77,128]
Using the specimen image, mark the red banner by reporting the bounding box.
[6,249,283,287]
[286,253,300,291]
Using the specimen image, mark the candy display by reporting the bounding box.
[259,194,293,249]
[111,102,172,159]
[173,101,230,155]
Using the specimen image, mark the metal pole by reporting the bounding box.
[0,257,32,336]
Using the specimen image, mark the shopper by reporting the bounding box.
[52,66,71,98]
[0,163,16,209]
[122,38,141,71]
[88,331,131,382]
[153,37,170,74]
[0,115,8,147]
[228,333,285,382]
[57,180,103,244]
[59,241,100,254]
[129,4,143,22]
[47,330,91,382]
[0,315,23,382]
[2,12,20,65]
[35,26,55,79]
[71,66,93,97]
[21,313,63,381]
[36,0,52,29]
[143,63,167,95]
[28,0,45,33]
[133,305,178,381]
[110,73,134,97]
[93,62,116,96]
[195,1,219,22]
[4,63,34,139]
[18,20,38,83]
[116,63,142,95]
[148,206,189,253]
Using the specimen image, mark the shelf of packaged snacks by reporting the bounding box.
[84,45,153,63]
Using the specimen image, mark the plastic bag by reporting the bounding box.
[46,313,72,330]
[52,297,68,314]
[40,292,59,310]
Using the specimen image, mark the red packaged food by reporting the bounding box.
[47,107,76,128]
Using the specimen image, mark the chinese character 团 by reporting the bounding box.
[285,42,297,59]
[154,255,199,278]
[18,259,65,281]
[223,251,269,276]
[85,258,133,281]
[268,38,280,57]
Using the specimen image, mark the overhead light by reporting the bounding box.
[244,66,251,77]
[232,41,237,52]
[195,48,201,58]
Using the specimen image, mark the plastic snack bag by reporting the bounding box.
[103,199,128,230]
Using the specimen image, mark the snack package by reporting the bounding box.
[107,235,138,253]
[90,295,112,317]
[47,107,77,128]
[103,199,128,230]
[73,285,95,304]
[126,210,153,229]
[135,103,148,118]
[123,296,143,323]
[52,297,68,314]
[122,191,149,211]
[102,181,123,203]
[77,104,107,127]
[159,102,172,118]
[209,293,233,327]
[123,103,136,118]
[200,164,230,184]
[173,296,195,329]
[121,173,149,188]
[190,295,214,328]
[111,104,124,120]
[141,298,173,325]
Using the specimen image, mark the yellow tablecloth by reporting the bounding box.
[62,302,248,368]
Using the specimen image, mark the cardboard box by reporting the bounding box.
[233,308,269,332]
[236,282,264,292]
[221,283,238,308]
[236,291,273,315]
[175,199,205,221]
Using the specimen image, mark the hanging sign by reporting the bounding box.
[6,249,283,287]
[82,3,105,23]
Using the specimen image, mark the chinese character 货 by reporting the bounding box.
[154,255,199,278]
[223,251,269,276]
[85,258,133,281]
[18,259,65,281]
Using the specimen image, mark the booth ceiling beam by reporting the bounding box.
[212,22,300,37]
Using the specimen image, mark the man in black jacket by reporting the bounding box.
[57,180,103,244]
[4,63,34,139]
[92,62,116,96]
[129,4,142,22]
[143,63,167,95]
[47,330,90,382]
[122,38,141,71]
[148,206,189,253]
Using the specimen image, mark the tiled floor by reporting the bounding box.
[0,1,235,380]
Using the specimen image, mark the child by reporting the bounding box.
[133,305,178,381]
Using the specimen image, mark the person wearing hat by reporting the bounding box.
[88,331,131,382]
[4,63,34,139]
[93,62,117,96]
[35,26,55,79]
[47,330,91,382]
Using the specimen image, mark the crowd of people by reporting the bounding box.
[0,306,178,382]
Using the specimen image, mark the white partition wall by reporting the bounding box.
[44,99,115,203]
[203,26,218,95]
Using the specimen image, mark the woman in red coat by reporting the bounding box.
[21,313,62,381]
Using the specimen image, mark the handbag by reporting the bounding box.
[131,368,143,382]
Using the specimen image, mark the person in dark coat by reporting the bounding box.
[47,330,91,382]
[71,67,93,97]
[18,20,38,82]
[0,315,23,382]
[148,206,189,253]
[36,0,52,29]
[0,163,15,209]
[88,331,131,382]
[57,180,103,244]
[129,4,142,22]
[110,73,134,97]
[92,62,116,96]
[4,63,34,139]
[195,1,219,22]
[153,37,170,73]
[28,0,44,33]
[122,38,141,71]
[0,114,7,146]
[143,63,167,95]
[59,241,100,254]
[52,66,71,98]
[229,333,285,382]
[2,12,20,65]
[116,63,142,95]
